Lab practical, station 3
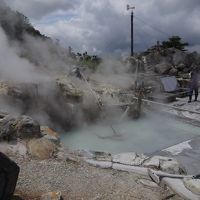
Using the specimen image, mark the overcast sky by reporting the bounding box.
[5,0,200,55]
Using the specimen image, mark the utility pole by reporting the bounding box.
[127,5,135,57]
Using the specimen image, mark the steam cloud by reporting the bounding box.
[0,2,138,133]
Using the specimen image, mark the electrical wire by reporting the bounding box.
[134,15,170,38]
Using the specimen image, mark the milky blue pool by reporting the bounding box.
[61,112,200,154]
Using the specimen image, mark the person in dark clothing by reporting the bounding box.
[0,152,20,200]
[188,69,199,103]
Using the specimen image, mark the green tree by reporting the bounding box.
[162,36,188,51]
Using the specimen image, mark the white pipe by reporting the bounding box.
[110,97,200,115]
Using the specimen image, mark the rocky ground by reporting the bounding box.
[1,96,199,199]
[11,154,183,200]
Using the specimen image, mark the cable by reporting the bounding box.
[134,27,157,50]
[134,15,170,38]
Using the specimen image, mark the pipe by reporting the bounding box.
[110,97,200,115]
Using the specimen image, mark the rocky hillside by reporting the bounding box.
[0,3,46,41]
[142,43,200,76]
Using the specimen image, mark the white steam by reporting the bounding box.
[0,27,50,83]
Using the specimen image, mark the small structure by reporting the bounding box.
[149,76,188,102]
[160,76,180,92]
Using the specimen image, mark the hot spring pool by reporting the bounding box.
[61,112,200,154]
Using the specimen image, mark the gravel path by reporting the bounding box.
[10,155,183,200]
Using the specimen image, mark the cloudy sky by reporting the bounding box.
[5,0,200,55]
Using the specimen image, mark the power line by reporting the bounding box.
[134,15,170,38]
[134,27,157,50]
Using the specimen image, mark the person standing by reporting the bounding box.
[188,68,199,103]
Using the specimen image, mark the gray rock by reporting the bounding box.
[143,156,170,169]
[185,52,200,67]
[172,50,187,66]
[143,156,186,174]
[176,63,186,71]
[76,149,94,159]
[183,178,200,195]
[112,152,148,166]
[0,141,27,156]
[113,152,137,165]
[154,63,172,75]
[0,115,41,140]
[169,67,178,76]
[92,151,112,162]
[160,159,184,174]
[15,115,41,139]
[56,76,83,102]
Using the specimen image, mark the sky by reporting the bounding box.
[5,0,200,55]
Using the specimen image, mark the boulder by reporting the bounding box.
[113,152,137,165]
[145,47,173,65]
[56,76,83,102]
[154,63,172,75]
[183,178,200,195]
[159,159,185,174]
[0,152,20,200]
[185,52,200,67]
[15,115,41,139]
[6,83,38,103]
[172,50,187,66]
[41,126,60,144]
[112,152,147,166]
[143,156,186,174]
[0,141,27,156]
[168,67,178,76]
[143,156,166,169]
[175,63,186,71]
[0,115,41,140]
[28,138,56,160]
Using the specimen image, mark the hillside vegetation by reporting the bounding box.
[0,3,47,41]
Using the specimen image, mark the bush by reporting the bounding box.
[162,36,188,51]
